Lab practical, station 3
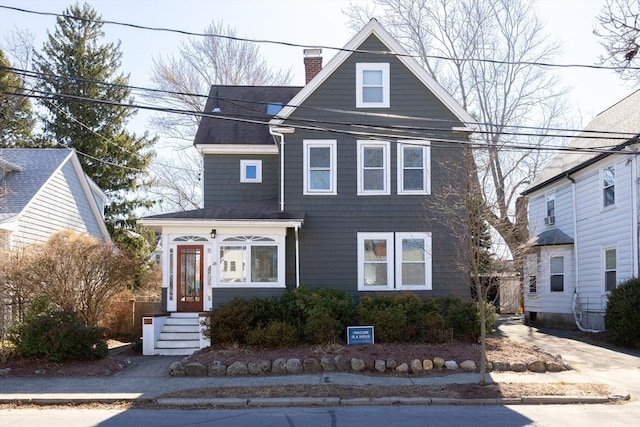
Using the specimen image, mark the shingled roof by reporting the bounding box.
[143,199,305,222]
[194,86,302,147]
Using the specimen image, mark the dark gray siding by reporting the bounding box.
[203,154,279,207]
[212,288,285,309]
[283,34,470,298]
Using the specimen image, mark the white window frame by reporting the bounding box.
[395,232,432,290]
[357,140,390,195]
[549,255,564,293]
[357,232,432,291]
[397,141,431,195]
[603,246,617,293]
[303,140,337,195]
[217,235,285,288]
[602,164,615,208]
[240,160,262,183]
[526,253,539,293]
[356,63,390,108]
[545,190,555,222]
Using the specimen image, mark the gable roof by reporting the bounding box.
[270,19,477,129]
[524,89,640,194]
[0,148,110,241]
[194,86,302,148]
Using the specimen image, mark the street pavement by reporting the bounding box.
[0,316,638,407]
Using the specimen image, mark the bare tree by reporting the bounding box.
[146,20,293,212]
[595,0,640,82]
[0,230,137,327]
[346,0,569,263]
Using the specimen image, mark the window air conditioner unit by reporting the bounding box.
[544,216,555,226]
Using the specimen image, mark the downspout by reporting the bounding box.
[567,172,603,333]
[295,225,301,288]
[269,127,295,211]
[631,151,639,277]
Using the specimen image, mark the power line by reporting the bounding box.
[2,4,640,71]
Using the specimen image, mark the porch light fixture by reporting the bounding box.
[210,229,217,239]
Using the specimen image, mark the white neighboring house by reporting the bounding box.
[0,148,110,250]
[522,90,640,330]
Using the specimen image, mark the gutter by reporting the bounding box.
[269,127,295,211]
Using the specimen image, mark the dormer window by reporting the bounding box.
[356,63,390,108]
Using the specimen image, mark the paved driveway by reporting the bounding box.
[496,316,640,399]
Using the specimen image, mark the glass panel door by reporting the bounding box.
[177,245,203,312]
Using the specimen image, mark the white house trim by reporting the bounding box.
[196,144,278,155]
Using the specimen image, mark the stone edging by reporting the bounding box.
[170,356,567,377]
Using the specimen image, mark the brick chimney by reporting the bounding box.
[303,48,323,84]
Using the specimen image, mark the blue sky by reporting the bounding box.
[1,0,636,135]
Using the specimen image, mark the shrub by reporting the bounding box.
[203,298,254,344]
[304,312,340,344]
[8,310,107,362]
[422,311,451,343]
[356,296,408,343]
[605,277,640,348]
[439,296,481,342]
[246,321,297,347]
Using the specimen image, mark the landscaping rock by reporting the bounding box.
[422,359,433,371]
[410,359,423,373]
[395,363,409,373]
[207,360,227,376]
[545,361,565,372]
[0,368,11,377]
[272,358,287,374]
[334,354,351,371]
[169,361,185,377]
[386,358,397,369]
[374,359,386,372]
[511,362,527,372]
[433,357,445,369]
[227,361,249,376]
[184,362,207,377]
[460,360,477,371]
[303,358,321,372]
[320,356,336,372]
[248,360,271,375]
[285,358,303,374]
[351,358,366,372]
[492,361,510,371]
[444,360,458,370]
[527,360,546,373]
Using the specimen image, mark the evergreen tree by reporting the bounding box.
[32,3,156,259]
[0,48,35,147]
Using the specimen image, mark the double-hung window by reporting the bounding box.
[398,142,430,194]
[604,248,617,292]
[357,140,390,195]
[527,254,539,293]
[603,165,615,207]
[218,236,285,287]
[356,63,390,108]
[545,191,555,225]
[550,256,564,292]
[303,140,337,195]
[357,232,432,291]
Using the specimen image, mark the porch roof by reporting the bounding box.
[532,228,574,246]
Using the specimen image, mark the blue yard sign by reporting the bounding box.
[347,326,374,345]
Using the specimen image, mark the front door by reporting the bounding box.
[177,245,203,312]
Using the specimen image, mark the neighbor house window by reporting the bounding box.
[603,165,615,207]
[303,140,337,195]
[218,236,284,287]
[527,254,538,293]
[356,63,390,108]
[545,191,555,225]
[550,256,564,292]
[357,232,431,291]
[604,248,617,292]
[357,140,390,195]
[398,142,430,195]
[240,160,262,183]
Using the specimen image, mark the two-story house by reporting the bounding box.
[140,19,476,355]
[522,90,640,330]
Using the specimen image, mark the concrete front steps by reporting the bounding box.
[154,312,203,356]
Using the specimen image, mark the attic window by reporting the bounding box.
[356,63,390,108]
[240,160,262,183]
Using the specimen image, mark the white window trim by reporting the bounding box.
[356,63,390,108]
[240,160,262,183]
[216,235,285,288]
[601,164,616,209]
[357,140,390,195]
[603,245,617,294]
[397,141,431,195]
[395,232,432,290]
[303,140,337,195]
[357,232,394,291]
[549,255,565,293]
[545,190,556,222]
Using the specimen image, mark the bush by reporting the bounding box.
[605,277,640,348]
[202,298,254,344]
[8,310,107,362]
[246,321,297,347]
[356,296,408,343]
